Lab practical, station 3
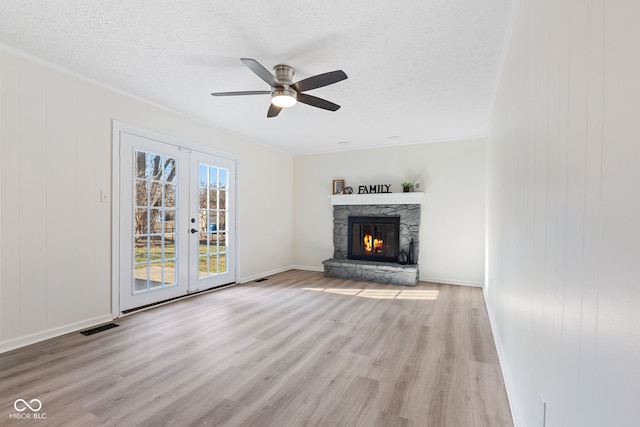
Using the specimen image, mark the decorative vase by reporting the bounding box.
[398,249,408,265]
[414,175,424,192]
[403,187,410,193]
[409,239,415,264]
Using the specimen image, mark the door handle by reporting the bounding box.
[190,228,198,234]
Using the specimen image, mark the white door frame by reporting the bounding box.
[111,121,239,317]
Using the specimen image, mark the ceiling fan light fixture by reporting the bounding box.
[271,88,297,108]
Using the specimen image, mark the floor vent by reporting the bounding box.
[254,278,268,282]
[80,323,119,336]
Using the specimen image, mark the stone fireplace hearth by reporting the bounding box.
[323,193,423,286]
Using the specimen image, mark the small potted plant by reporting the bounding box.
[401,182,413,193]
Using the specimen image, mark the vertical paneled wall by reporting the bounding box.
[486,0,640,426]
[1,52,113,344]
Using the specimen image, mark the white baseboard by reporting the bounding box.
[0,314,114,354]
[483,289,521,427]
[258,264,485,288]
[239,266,295,283]
[419,276,484,287]
[240,265,325,283]
[289,265,324,272]
[255,267,484,288]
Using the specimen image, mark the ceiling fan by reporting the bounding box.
[211,58,348,118]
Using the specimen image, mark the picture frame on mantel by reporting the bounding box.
[332,179,345,195]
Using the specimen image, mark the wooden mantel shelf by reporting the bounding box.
[329,192,425,206]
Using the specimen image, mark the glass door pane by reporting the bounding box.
[197,165,228,277]
[133,150,178,291]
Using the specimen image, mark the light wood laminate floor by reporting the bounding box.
[0,270,513,426]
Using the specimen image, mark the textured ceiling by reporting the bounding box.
[0,1,514,155]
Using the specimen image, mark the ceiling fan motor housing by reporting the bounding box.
[273,64,295,85]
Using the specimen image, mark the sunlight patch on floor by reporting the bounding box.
[303,287,439,300]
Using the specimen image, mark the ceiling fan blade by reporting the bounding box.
[292,70,348,92]
[211,91,271,96]
[296,93,341,111]
[241,58,280,87]
[267,103,282,118]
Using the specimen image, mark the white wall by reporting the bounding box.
[293,139,485,286]
[0,48,293,352]
[486,0,640,426]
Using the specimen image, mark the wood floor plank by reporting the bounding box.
[0,270,512,426]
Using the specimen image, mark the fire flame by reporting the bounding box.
[364,234,384,253]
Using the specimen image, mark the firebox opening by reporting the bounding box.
[348,216,400,263]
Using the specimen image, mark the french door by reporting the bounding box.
[117,131,236,312]
[189,151,235,290]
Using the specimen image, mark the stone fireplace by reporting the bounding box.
[323,192,423,286]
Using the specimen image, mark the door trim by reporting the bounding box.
[111,121,239,317]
